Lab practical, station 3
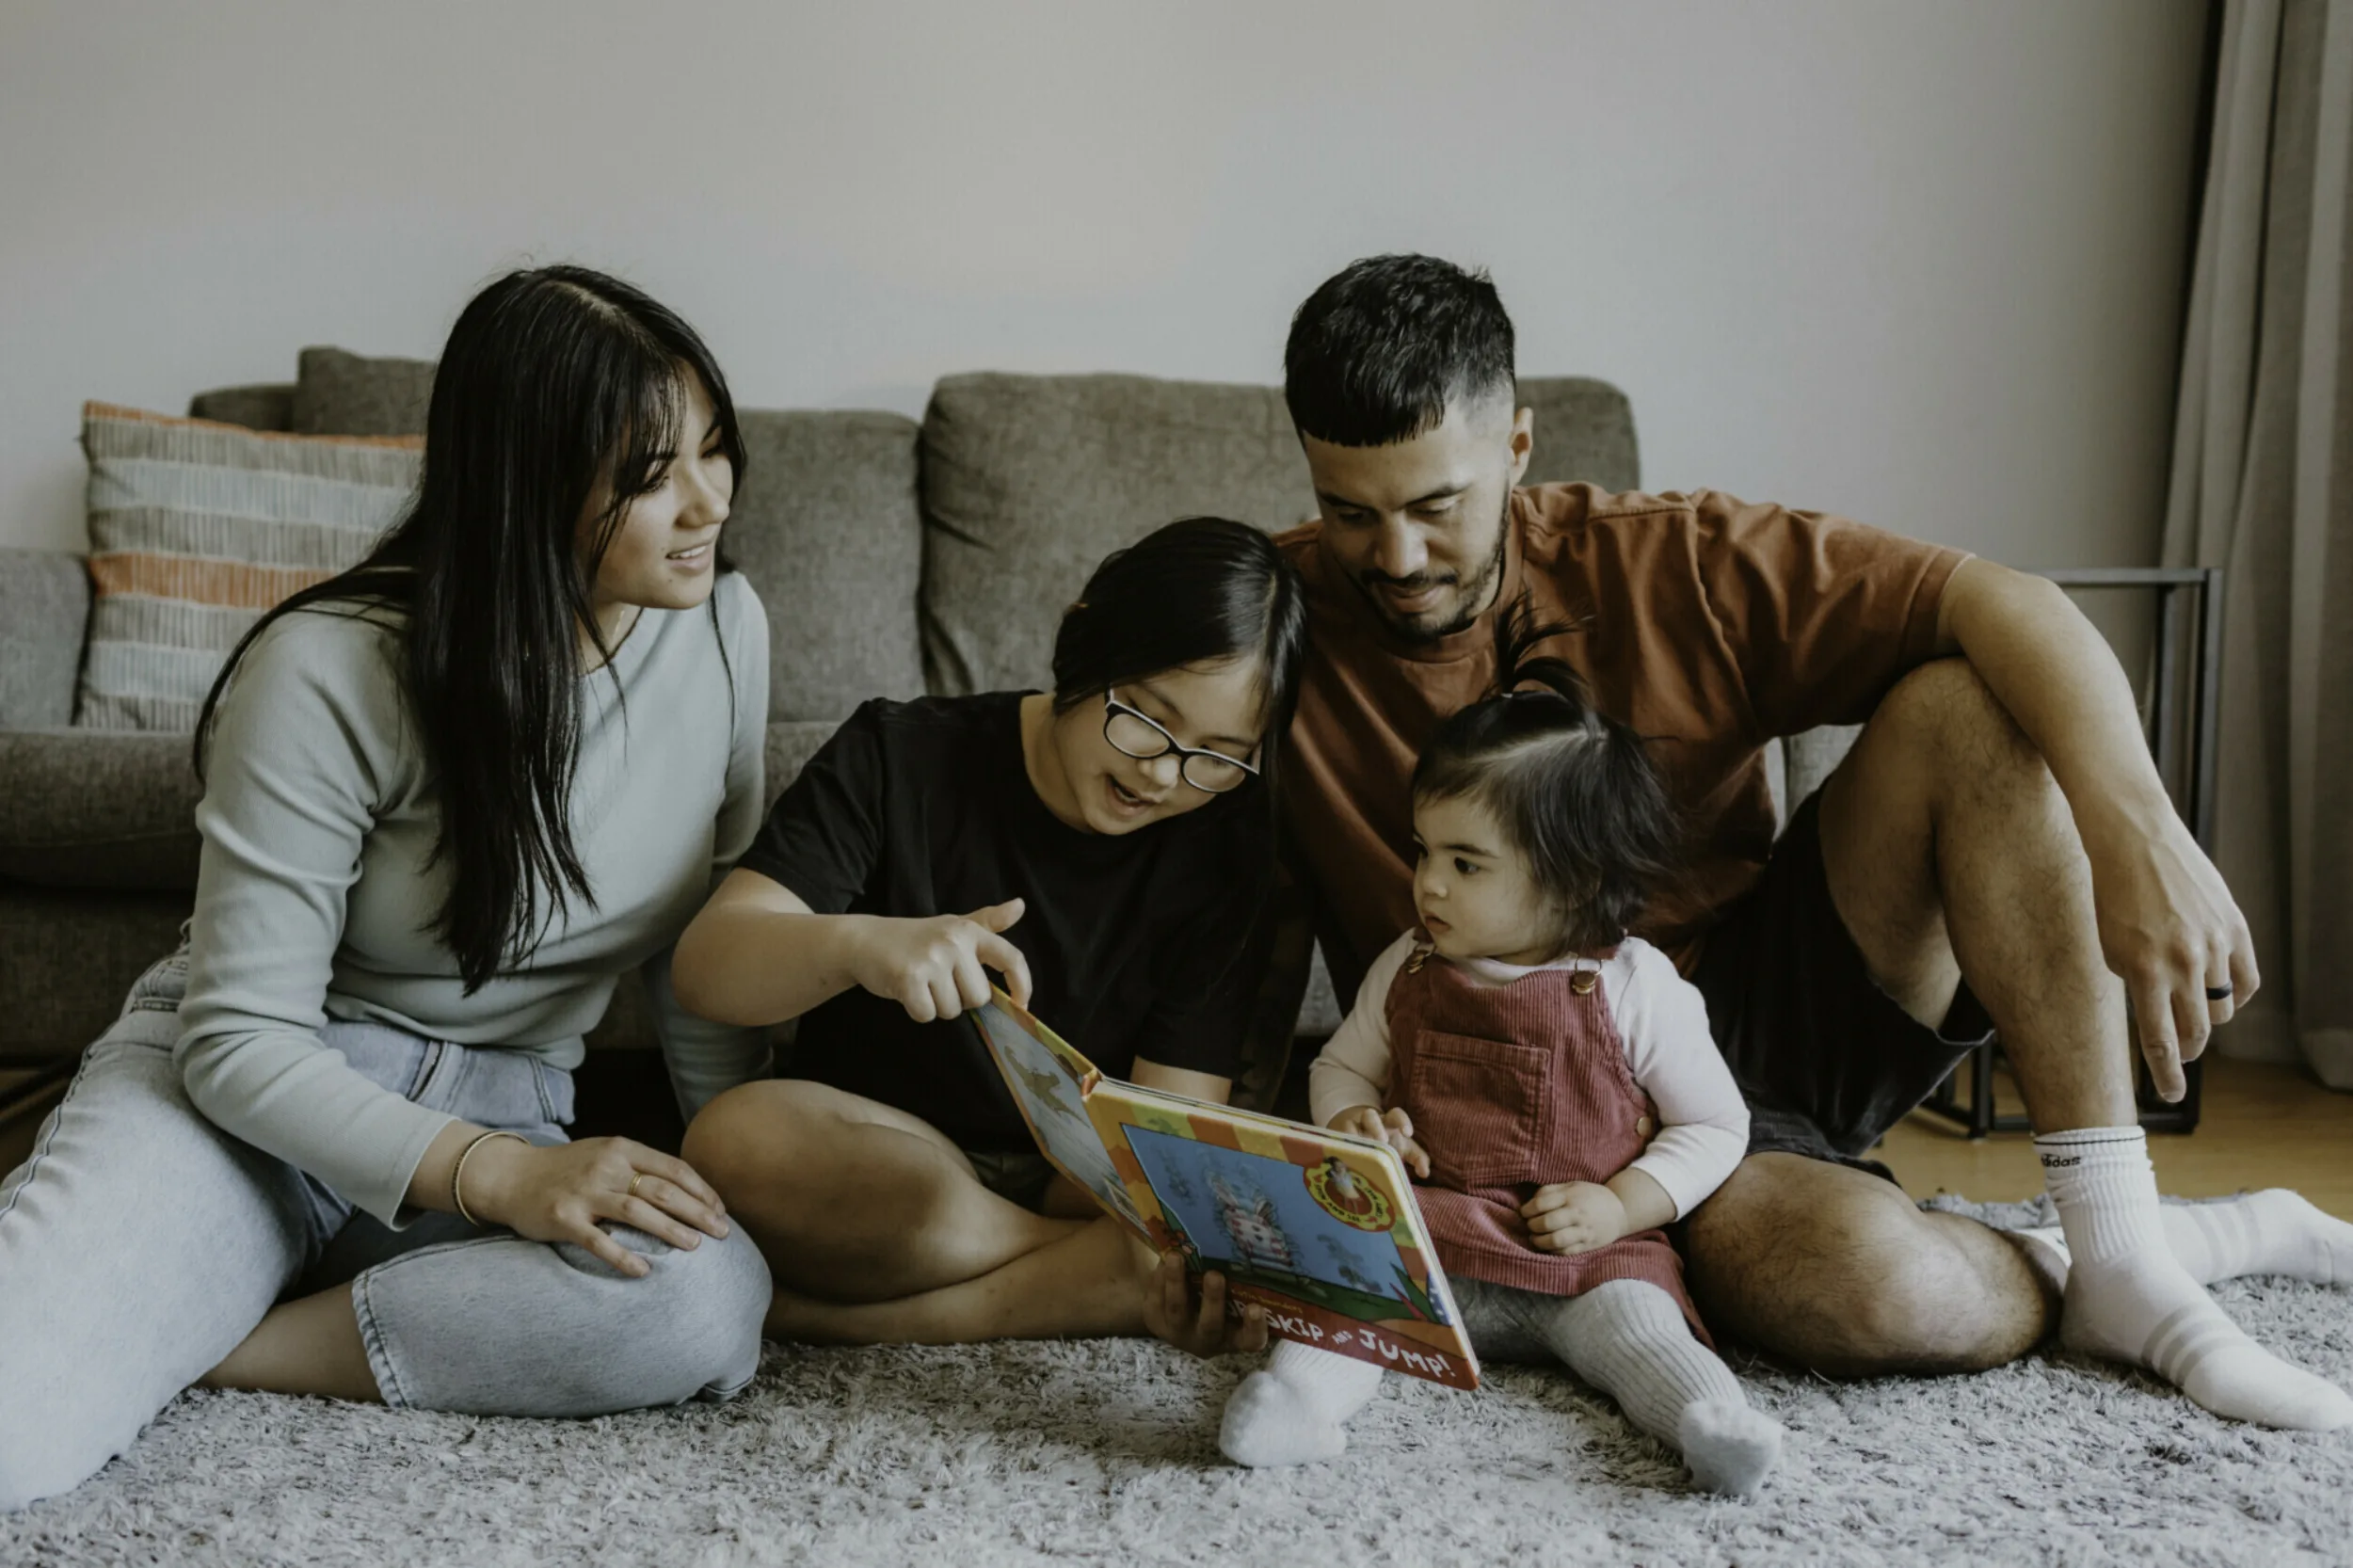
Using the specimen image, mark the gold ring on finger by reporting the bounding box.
[627,1173,645,1200]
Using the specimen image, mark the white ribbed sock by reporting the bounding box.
[1218,1340,1385,1468]
[2019,1189,2353,1288]
[1545,1278,1784,1496]
[2040,1128,2353,1431]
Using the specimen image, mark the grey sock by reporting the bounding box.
[1540,1277,1784,1495]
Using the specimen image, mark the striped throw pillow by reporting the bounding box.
[75,403,422,730]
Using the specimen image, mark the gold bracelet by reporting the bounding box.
[451,1129,529,1225]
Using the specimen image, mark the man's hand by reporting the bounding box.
[1522,1180,1627,1256]
[847,899,1034,1021]
[1936,561,2259,1107]
[1329,1104,1431,1178]
[2082,810,2259,1100]
[1141,1251,1268,1358]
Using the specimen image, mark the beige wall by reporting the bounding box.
[0,0,2208,566]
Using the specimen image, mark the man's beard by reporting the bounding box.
[1353,491,1512,645]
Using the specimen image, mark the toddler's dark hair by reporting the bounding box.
[1412,600,1680,952]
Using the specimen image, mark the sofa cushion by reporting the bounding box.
[1785,724,1864,807]
[293,347,435,437]
[728,413,926,721]
[0,550,90,730]
[763,719,842,808]
[917,374,1642,697]
[0,729,203,889]
[919,374,1317,696]
[75,405,423,731]
[275,348,923,722]
[186,383,296,432]
[1517,376,1641,491]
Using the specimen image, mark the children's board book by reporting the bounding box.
[968,988,1479,1390]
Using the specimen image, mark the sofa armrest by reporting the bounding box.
[0,728,203,889]
[0,550,89,729]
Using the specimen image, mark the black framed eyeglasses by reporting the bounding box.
[1101,690,1260,793]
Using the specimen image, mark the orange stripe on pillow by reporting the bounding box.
[82,402,424,452]
[88,552,336,610]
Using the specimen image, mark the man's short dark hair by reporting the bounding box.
[1284,254,1517,448]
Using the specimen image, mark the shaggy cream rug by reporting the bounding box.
[5,1199,2348,1567]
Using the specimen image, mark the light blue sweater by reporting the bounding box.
[175,572,772,1224]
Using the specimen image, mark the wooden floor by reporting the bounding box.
[7,1053,2350,1218]
[1875,1053,2353,1219]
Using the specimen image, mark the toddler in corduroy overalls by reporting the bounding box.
[1220,614,1787,1495]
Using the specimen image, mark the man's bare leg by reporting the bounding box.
[1691,659,2350,1425]
[1684,658,2090,1374]
[1684,1154,2055,1377]
[683,1080,1074,1304]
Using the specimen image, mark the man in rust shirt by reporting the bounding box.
[1258,255,2345,1431]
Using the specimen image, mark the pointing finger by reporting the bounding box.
[965,898,1026,934]
[976,934,1033,1011]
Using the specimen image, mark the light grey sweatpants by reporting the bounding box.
[0,949,773,1511]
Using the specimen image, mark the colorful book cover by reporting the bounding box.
[969,989,1480,1390]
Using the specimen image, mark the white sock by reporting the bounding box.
[1218,1341,1385,1468]
[2019,1189,2353,1288]
[2040,1128,2353,1430]
[1545,1279,1785,1496]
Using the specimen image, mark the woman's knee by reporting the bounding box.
[602,1225,772,1402]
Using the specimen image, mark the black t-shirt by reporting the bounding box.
[736,692,1272,1150]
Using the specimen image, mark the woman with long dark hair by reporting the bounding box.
[0,266,774,1511]
[675,517,1305,1348]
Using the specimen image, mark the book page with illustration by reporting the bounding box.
[969,991,1478,1388]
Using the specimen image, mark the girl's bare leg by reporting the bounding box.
[760,1214,1149,1343]
[684,1079,1076,1304]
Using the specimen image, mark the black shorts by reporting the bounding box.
[964,1147,1057,1212]
[1689,789,1995,1182]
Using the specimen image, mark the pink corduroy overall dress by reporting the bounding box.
[1385,940,1709,1342]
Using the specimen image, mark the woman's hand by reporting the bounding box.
[1329,1104,1431,1179]
[1522,1180,1627,1256]
[1141,1251,1268,1358]
[847,899,1034,1021]
[460,1135,731,1277]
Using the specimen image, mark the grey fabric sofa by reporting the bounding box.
[0,355,1849,1101]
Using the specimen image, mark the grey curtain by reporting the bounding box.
[2165,0,2353,1085]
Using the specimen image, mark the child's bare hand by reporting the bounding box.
[1142,1252,1267,1359]
[1328,1104,1431,1179]
[1522,1180,1627,1255]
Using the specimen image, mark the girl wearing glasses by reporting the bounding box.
[670,517,1305,1348]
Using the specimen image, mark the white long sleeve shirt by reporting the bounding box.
[1307,931,1750,1220]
